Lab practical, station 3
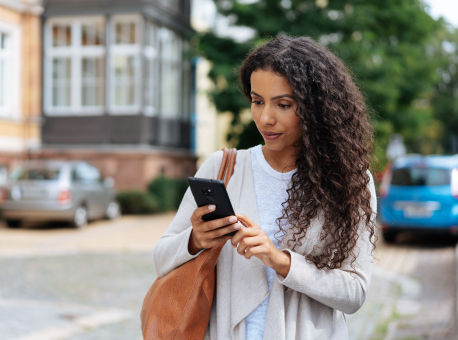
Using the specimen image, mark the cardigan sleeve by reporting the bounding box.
[275,171,377,315]
[152,150,223,278]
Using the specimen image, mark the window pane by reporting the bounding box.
[145,21,157,47]
[82,23,104,46]
[391,168,451,186]
[1,33,9,50]
[52,58,72,107]
[115,22,137,44]
[0,58,4,107]
[114,55,136,106]
[0,32,10,110]
[160,28,182,118]
[76,164,100,182]
[52,25,72,47]
[144,21,158,109]
[15,168,61,181]
[82,58,104,106]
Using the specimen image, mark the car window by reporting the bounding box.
[74,163,101,183]
[391,167,450,186]
[9,167,61,181]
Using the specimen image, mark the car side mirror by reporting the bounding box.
[103,177,115,188]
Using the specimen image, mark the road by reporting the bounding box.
[347,232,457,340]
[0,216,456,340]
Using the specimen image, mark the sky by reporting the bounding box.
[423,0,458,27]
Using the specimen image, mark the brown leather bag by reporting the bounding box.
[141,148,237,340]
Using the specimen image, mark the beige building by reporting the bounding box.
[0,0,42,184]
[194,57,233,167]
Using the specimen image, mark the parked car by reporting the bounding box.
[378,154,458,243]
[0,160,120,228]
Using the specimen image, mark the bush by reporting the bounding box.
[116,190,159,215]
[148,176,189,212]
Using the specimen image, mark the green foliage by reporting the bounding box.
[197,0,451,168]
[116,190,159,215]
[431,28,458,154]
[148,177,189,212]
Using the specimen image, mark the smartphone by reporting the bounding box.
[187,177,237,236]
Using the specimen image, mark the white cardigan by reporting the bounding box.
[152,148,377,340]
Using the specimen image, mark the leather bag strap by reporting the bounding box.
[218,148,237,187]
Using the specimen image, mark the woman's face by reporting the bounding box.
[250,69,302,153]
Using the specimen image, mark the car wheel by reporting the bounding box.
[72,206,88,228]
[382,231,397,244]
[5,220,21,229]
[105,201,121,220]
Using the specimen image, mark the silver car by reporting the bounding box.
[0,160,120,228]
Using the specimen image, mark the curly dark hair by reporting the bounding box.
[239,36,376,270]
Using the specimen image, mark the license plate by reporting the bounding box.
[403,205,432,218]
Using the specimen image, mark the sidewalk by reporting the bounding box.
[0,212,176,257]
[2,215,451,340]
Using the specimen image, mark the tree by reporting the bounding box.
[431,28,458,154]
[197,0,445,166]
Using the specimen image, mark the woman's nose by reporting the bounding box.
[259,105,276,126]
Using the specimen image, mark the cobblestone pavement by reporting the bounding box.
[0,216,456,340]
[347,233,457,340]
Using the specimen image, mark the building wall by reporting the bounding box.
[28,147,197,190]
[195,58,233,167]
[0,2,42,172]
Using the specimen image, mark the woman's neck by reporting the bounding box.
[261,145,298,173]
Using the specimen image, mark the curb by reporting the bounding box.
[456,243,458,340]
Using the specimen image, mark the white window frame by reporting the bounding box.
[108,14,142,115]
[142,20,159,117]
[0,21,21,119]
[159,27,183,120]
[44,16,106,116]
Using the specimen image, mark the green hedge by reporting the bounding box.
[148,176,188,212]
[116,190,159,215]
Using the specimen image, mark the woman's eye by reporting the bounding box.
[279,104,291,109]
[251,101,263,105]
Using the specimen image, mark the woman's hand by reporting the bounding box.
[231,214,291,277]
[188,205,242,255]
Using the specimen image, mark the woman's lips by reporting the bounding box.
[262,131,283,140]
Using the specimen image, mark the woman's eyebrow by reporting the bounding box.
[271,94,294,100]
[250,91,263,98]
[251,91,294,100]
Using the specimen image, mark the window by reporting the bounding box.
[182,40,192,120]
[74,163,101,182]
[10,166,62,181]
[110,15,141,113]
[391,167,451,186]
[158,0,180,15]
[0,21,20,118]
[43,15,189,124]
[159,27,182,119]
[52,58,71,107]
[0,32,11,113]
[143,21,159,116]
[52,24,71,47]
[45,18,106,115]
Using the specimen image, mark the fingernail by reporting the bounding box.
[229,216,237,223]
[234,223,241,229]
[232,244,237,248]
[208,205,216,210]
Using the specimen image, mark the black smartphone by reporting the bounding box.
[187,177,237,236]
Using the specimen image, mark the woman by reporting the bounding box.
[153,36,377,340]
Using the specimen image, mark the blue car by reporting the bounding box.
[378,154,458,243]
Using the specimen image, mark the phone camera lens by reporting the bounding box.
[202,188,213,196]
[206,196,214,202]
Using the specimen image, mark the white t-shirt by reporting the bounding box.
[245,145,296,340]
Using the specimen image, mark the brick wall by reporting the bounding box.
[27,148,197,191]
